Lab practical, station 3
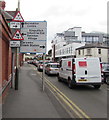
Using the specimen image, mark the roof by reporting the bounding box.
[76,44,109,50]
[1,9,17,20]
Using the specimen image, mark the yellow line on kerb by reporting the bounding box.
[33,67,91,119]
[45,78,91,120]
[46,80,83,118]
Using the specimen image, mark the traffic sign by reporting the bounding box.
[20,21,47,53]
[12,11,24,22]
[21,21,47,41]
[21,28,46,41]
[12,30,24,40]
[21,21,47,29]
[10,41,20,47]
[10,22,21,29]
[20,41,46,53]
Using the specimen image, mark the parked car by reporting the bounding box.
[45,63,60,75]
[102,63,109,84]
[27,60,33,64]
[32,60,39,67]
[58,57,102,89]
[37,60,50,72]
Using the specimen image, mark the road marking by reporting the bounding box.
[45,78,91,119]
[30,65,91,119]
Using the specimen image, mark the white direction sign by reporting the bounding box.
[10,41,20,47]
[21,21,47,29]
[10,22,21,29]
[20,41,46,53]
[20,21,47,53]
[21,28,46,41]
[21,21,47,41]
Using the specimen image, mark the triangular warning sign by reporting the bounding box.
[12,11,24,22]
[12,30,24,40]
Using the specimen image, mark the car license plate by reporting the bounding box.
[55,69,58,71]
[78,79,87,81]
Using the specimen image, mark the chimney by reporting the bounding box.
[0,0,6,10]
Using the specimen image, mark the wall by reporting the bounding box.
[76,47,109,63]
[0,11,12,102]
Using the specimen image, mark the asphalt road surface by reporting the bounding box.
[44,72,107,119]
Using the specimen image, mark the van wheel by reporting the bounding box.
[94,85,101,89]
[58,75,61,82]
[106,77,109,85]
[68,79,72,89]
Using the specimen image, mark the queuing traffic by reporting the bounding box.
[27,57,109,87]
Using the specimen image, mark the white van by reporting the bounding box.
[58,57,102,89]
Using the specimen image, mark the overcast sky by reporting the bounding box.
[5,0,108,52]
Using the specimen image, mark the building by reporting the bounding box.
[0,8,12,102]
[0,0,24,104]
[51,27,109,61]
[82,32,109,45]
[76,44,109,63]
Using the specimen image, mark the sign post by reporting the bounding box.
[20,21,47,91]
[11,10,24,90]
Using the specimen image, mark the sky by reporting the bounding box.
[4,0,108,52]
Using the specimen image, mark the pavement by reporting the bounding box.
[2,63,67,119]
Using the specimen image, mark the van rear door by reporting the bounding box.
[75,58,101,83]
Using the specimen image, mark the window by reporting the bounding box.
[82,37,86,42]
[93,37,99,42]
[108,49,109,54]
[78,50,81,55]
[82,49,84,55]
[98,49,101,54]
[87,48,91,55]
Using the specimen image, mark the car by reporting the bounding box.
[27,60,33,64]
[102,63,109,84]
[37,60,50,72]
[32,60,39,67]
[45,63,60,75]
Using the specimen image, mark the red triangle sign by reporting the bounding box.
[12,11,24,22]
[12,30,24,40]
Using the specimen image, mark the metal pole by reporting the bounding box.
[42,53,45,91]
[15,47,19,90]
[11,53,15,88]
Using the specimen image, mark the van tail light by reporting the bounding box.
[100,63,103,73]
[72,64,75,74]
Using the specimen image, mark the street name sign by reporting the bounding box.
[12,30,24,40]
[10,41,20,47]
[10,22,21,29]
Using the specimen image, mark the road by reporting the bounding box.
[28,63,108,119]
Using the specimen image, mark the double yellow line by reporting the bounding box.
[45,78,91,119]
[32,65,91,119]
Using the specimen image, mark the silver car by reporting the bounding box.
[45,63,60,75]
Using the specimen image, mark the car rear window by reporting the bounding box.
[51,64,60,68]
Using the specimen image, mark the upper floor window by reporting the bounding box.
[108,49,109,54]
[87,48,91,55]
[78,50,81,55]
[82,49,84,55]
[98,49,101,54]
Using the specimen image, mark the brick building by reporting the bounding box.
[0,0,24,103]
[0,8,12,102]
